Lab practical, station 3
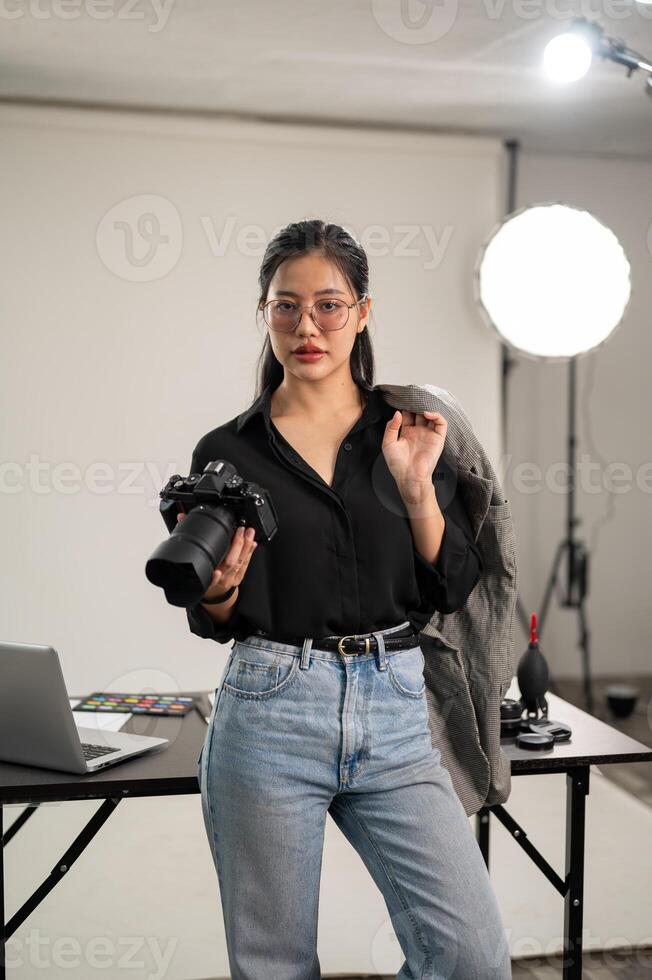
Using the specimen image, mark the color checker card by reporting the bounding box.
[73,693,196,716]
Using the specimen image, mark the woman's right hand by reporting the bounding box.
[176,512,258,602]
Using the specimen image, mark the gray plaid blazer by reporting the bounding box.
[375,382,519,818]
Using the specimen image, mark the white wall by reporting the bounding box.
[1,104,505,978]
[0,103,504,697]
[508,150,652,679]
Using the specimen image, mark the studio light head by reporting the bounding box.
[543,16,652,93]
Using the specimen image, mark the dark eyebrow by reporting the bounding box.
[272,288,347,298]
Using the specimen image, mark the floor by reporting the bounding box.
[208,954,652,979]
[326,956,652,977]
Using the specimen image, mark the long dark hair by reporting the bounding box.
[253,219,376,400]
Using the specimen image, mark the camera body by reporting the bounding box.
[159,460,278,539]
[145,459,278,607]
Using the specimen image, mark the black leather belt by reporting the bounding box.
[250,625,419,656]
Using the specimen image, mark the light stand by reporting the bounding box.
[537,356,593,713]
[479,149,631,716]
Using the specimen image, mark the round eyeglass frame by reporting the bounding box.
[258,295,368,332]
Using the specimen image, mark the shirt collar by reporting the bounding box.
[235,383,390,435]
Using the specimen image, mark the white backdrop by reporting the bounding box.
[0,103,505,698]
[1,103,505,978]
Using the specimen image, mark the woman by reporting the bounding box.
[183,220,512,980]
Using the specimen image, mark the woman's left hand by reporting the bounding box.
[381,409,448,505]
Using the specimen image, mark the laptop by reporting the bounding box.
[0,641,169,775]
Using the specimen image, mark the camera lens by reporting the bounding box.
[145,504,236,606]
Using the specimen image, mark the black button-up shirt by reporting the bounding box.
[185,384,483,645]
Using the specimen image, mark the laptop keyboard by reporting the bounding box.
[81,742,118,760]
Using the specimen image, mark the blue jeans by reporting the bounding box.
[197,621,512,980]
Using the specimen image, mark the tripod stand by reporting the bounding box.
[495,143,602,717]
[505,352,595,715]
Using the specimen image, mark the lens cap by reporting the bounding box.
[528,718,572,742]
[515,731,554,750]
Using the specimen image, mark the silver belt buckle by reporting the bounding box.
[337,634,370,656]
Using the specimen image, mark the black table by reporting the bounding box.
[476,691,652,980]
[0,689,212,980]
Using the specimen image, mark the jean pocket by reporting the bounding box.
[223,642,300,700]
[386,644,426,699]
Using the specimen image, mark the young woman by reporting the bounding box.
[183,220,512,980]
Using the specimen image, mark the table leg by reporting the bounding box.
[476,805,491,869]
[563,765,590,979]
[1,796,122,978]
[1,804,5,980]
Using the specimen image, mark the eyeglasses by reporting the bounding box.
[259,295,367,332]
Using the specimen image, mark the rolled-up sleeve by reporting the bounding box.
[412,484,483,615]
[186,601,241,645]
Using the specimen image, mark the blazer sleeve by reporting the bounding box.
[412,478,483,615]
[184,439,242,645]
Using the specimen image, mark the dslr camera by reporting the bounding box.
[145,459,278,607]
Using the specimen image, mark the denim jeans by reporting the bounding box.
[197,620,512,980]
